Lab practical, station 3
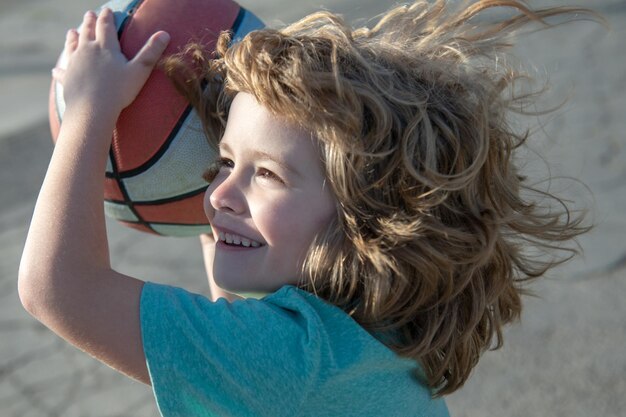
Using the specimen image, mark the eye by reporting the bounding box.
[256,167,284,184]
[218,157,234,169]
[202,157,233,183]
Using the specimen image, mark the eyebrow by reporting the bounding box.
[219,142,302,178]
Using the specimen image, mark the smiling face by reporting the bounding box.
[204,92,337,293]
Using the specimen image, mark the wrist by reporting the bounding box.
[53,106,120,169]
[60,104,119,146]
[62,101,121,126]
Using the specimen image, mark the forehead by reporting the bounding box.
[221,93,322,167]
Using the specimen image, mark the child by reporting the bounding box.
[19,1,595,416]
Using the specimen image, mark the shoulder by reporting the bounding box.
[140,283,449,417]
[141,282,327,358]
[140,283,325,416]
[268,287,450,417]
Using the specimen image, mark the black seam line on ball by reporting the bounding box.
[104,185,208,206]
[128,221,210,226]
[231,7,246,36]
[116,0,146,37]
[107,147,156,233]
[108,105,194,179]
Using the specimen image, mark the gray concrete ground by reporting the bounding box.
[1,1,624,416]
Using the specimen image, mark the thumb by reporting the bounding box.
[131,31,171,69]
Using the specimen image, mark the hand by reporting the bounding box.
[199,233,218,296]
[52,8,170,117]
[199,233,244,302]
[199,232,216,246]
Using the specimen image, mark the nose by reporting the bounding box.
[206,172,247,215]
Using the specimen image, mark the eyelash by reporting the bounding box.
[202,158,284,184]
[201,158,227,183]
[217,157,234,169]
[256,167,284,183]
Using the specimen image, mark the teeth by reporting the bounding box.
[218,231,261,248]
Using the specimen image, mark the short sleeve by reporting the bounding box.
[140,282,321,417]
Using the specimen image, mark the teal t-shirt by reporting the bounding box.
[140,282,449,417]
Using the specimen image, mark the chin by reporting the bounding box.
[217,277,289,295]
[216,276,262,293]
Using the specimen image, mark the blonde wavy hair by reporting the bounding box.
[164,0,598,395]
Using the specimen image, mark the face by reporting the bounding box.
[204,92,337,293]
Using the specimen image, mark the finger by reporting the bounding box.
[96,8,119,50]
[131,31,170,68]
[51,67,66,85]
[79,10,97,42]
[64,29,79,55]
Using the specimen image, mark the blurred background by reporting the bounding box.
[1,0,624,416]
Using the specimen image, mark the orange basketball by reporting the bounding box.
[49,0,263,236]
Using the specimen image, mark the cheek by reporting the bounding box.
[251,198,293,243]
[256,194,336,250]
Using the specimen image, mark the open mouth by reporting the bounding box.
[218,231,263,248]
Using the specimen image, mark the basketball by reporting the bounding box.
[48,0,263,236]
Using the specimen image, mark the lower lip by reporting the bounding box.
[216,241,263,251]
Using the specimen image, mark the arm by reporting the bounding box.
[18,9,170,384]
[199,234,244,302]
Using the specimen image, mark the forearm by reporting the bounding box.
[19,9,169,307]
[19,106,119,308]
[16,10,171,384]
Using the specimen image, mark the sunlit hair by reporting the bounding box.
[163,0,599,395]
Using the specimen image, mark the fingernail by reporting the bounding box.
[157,32,171,44]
